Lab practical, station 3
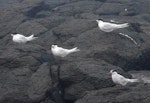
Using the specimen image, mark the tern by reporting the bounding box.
[50,45,80,82]
[11,33,38,43]
[96,19,129,32]
[51,45,80,58]
[108,70,140,87]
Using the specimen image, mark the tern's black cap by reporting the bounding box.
[11,32,18,34]
[98,18,103,21]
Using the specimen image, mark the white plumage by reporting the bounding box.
[11,33,38,43]
[51,45,80,57]
[109,70,140,86]
[96,19,129,32]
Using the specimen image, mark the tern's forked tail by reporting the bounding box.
[26,35,38,41]
[118,23,129,28]
[127,78,140,83]
[69,47,80,53]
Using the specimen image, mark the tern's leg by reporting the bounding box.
[57,65,61,82]
[116,84,123,88]
[49,65,54,84]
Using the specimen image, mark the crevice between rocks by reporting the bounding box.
[124,49,150,71]
[64,100,75,103]
[26,1,50,18]
[92,49,150,71]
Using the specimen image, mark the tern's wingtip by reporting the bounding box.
[110,69,118,73]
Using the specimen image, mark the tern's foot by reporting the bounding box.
[116,84,123,88]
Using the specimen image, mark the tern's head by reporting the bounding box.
[110,70,115,73]
[96,19,103,22]
[11,34,14,36]
[11,33,20,36]
[107,69,117,76]
[51,44,58,49]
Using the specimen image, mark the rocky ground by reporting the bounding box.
[0,0,150,103]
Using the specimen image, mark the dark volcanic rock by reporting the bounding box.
[54,1,102,16]
[60,60,130,101]
[28,63,52,102]
[95,3,125,15]
[0,67,31,103]
[0,63,55,103]
[13,0,46,16]
[52,19,97,42]
[0,44,52,69]
[0,0,150,103]
[75,84,150,103]
[16,20,48,36]
[0,9,26,46]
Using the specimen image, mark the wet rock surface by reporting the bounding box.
[0,0,150,103]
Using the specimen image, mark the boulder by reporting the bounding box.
[28,63,52,102]
[75,84,150,103]
[0,62,55,103]
[95,3,125,15]
[0,67,32,103]
[0,44,52,70]
[16,20,48,36]
[60,59,130,101]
